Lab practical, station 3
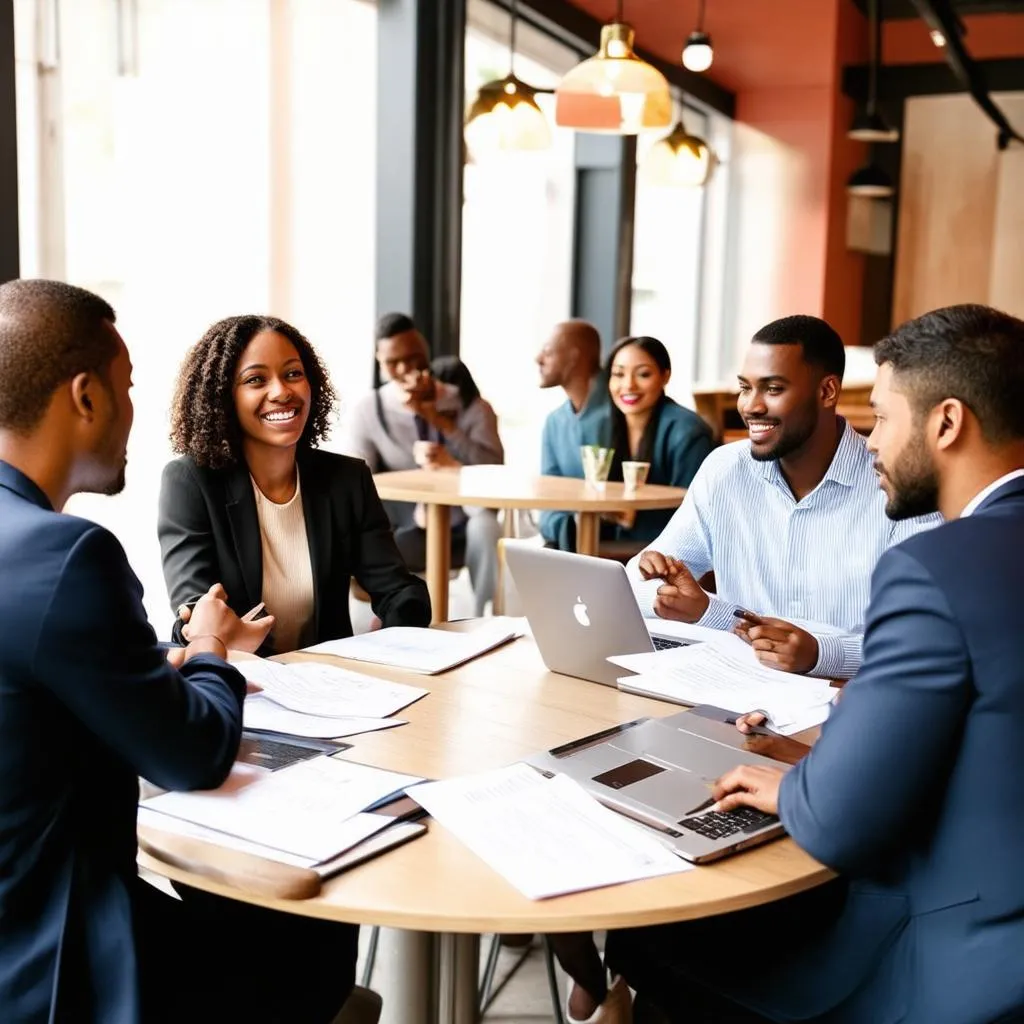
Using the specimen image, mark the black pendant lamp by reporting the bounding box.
[848,0,898,142]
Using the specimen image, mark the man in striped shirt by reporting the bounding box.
[626,315,939,680]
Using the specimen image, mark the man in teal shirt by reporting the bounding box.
[536,319,610,548]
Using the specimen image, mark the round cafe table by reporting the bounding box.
[139,627,832,1024]
[372,466,686,622]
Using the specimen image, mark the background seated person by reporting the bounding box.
[627,315,939,679]
[599,335,713,547]
[342,313,504,617]
[159,314,430,655]
[536,319,609,549]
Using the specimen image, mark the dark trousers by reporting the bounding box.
[606,881,848,1023]
[134,877,358,1023]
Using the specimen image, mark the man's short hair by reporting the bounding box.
[875,304,1024,444]
[375,312,417,342]
[752,315,845,380]
[0,280,118,434]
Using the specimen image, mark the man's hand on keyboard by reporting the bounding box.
[638,550,710,623]
[711,764,784,815]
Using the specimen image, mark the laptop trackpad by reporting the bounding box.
[592,758,665,790]
[591,758,708,817]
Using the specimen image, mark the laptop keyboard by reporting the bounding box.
[679,807,779,840]
[652,636,687,651]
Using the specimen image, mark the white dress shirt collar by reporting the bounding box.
[960,469,1024,518]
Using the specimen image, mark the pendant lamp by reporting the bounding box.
[682,0,714,73]
[848,0,898,142]
[465,0,551,158]
[643,113,716,187]
[554,1,672,135]
[846,163,894,198]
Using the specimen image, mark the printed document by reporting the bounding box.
[243,694,406,739]
[232,658,428,718]
[142,757,423,862]
[302,620,519,674]
[409,762,690,899]
[611,643,836,735]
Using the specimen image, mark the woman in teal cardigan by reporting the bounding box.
[602,335,714,544]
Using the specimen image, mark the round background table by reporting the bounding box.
[139,626,832,1024]
[371,466,686,621]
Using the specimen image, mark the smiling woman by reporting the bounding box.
[157,315,431,657]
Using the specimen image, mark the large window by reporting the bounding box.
[631,105,732,407]
[460,0,578,472]
[14,0,377,635]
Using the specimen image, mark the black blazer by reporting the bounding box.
[158,448,430,652]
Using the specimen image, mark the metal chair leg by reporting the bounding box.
[543,938,566,1024]
[360,925,380,988]
[477,934,503,1013]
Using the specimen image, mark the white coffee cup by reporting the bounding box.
[622,460,651,493]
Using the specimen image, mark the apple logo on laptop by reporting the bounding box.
[573,596,590,628]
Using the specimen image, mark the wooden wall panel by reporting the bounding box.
[988,96,1024,319]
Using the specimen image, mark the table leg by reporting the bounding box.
[577,512,599,556]
[437,933,480,1024]
[375,928,436,1024]
[425,503,451,624]
[374,928,480,1024]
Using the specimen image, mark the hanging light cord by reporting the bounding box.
[696,0,706,32]
[617,0,624,23]
[509,0,517,71]
[867,0,880,114]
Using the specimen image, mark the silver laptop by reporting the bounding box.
[504,545,694,686]
[526,709,788,863]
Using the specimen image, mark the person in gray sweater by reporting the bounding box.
[340,313,504,616]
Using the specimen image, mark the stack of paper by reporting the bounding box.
[302,620,522,674]
[141,756,423,865]
[611,640,837,736]
[232,657,428,739]
[410,762,690,900]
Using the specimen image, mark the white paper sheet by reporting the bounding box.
[232,658,428,718]
[142,756,423,862]
[242,695,407,739]
[137,806,396,868]
[301,621,519,674]
[409,763,690,900]
[612,643,836,735]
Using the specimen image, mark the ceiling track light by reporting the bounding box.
[846,162,894,198]
[848,0,899,143]
[682,0,714,73]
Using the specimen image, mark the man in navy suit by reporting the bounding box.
[608,304,1024,1024]
[0,280,359,1022]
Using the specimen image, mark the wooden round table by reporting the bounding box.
[372,466,686,621]
[139,628,832,1024]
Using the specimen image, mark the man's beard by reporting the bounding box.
[748,405,818,463]
[876,433,939,520]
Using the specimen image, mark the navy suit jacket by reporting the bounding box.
[0,461,246,1023]
[721,475,1024,1023]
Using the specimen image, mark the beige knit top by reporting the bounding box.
[251,472,315,654]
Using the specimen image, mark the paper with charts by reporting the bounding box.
[409,762,690,900]
[611,641,838,736]
[143,757,423,862]
[302,620,522,674]
[232,657,428,718]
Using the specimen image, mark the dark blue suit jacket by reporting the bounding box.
[721,475,1024,1023]
[0,461,246,1022]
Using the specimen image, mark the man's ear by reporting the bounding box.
[69,372,96,419]
[820,374,841,409]
[934,398,965,452]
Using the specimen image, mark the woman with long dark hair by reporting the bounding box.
[158,314,430,656]
[603,335,714,543]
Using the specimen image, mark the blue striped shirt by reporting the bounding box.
[626,420,940,678]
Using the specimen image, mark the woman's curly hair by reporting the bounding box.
[169,315,336,469]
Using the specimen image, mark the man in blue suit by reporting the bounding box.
[608,303,1024,1024]
[0,280,359,1022]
